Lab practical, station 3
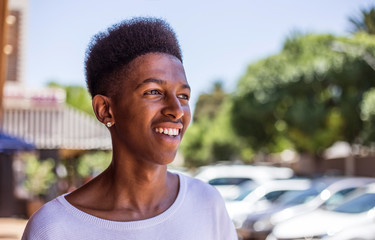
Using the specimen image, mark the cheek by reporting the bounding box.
[122,109,147,126]
[118,102,158,129]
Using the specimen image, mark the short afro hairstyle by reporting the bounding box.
[85,17,183,97]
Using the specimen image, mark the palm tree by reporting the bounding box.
[348,6,375,35]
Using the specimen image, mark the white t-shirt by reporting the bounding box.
[22,173,237,240]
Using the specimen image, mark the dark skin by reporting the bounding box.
[66,53,191,221]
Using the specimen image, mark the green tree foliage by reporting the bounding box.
[232,33,375,156]
[48,82,94,116]
[192,81,227,122]
[361,88,375,143]
[181,82,251,167]
[23,154,56,198]
[349,6,375,35]
[180,118,211,167]
[77,151,112,178]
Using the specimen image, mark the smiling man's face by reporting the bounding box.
[111,52,191,165]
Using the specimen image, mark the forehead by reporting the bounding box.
[123,53,188,88]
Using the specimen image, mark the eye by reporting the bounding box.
[177,94,190,101]
[145,89,162,95]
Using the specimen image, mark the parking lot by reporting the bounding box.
[197,165,375,240]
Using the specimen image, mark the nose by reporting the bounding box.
[162,95,184,120]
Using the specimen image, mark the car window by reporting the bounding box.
[263,190,288,202]
[323,187,357,209]
[234,186,257,201]
[276,189,319,205]
[333,193,375,213]
[208,177,252,186]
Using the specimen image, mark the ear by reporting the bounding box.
[92,95,114,126]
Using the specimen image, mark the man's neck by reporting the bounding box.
[65,157,179,221]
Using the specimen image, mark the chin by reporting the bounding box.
[153,151,178,166]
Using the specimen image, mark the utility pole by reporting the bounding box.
[0,0,9,124]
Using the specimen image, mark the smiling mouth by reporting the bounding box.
[154,128,180,136]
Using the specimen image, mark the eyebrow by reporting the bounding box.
[135,78,191,90]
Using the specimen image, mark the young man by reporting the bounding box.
[22,17,237,240]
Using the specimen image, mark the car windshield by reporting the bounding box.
[276,188,320,205]
[279,179,332,206]
[234,185,257,201]
[321,187,357,209]
[333,193,375,214]
[264,190,289,202]
[208,177,252,186]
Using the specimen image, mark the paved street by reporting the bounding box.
[0,218,27,240]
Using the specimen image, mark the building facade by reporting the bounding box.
[0,0,111,218]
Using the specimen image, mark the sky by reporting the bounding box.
[26,0,375,107]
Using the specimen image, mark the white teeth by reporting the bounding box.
[155,128,179,136]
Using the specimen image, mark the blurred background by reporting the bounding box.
[1,0,375,239]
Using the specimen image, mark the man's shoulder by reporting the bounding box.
[180,173,213,188]
[22,196,70,239]
[180,174,223,201]
[30,197,64,221]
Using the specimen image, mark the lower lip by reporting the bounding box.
[154,131,181,145]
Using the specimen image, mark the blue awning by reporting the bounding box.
[0,132,35,153]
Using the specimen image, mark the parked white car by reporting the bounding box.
[269,177,375,225]
[323,221,375,240]
[236,177,331,240]
[194,164,294,200]
[266,183,375,240]
[225,178,311,229]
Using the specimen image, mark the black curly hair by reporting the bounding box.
[85,17,183,97]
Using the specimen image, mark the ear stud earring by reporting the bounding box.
[106,122,112,128]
